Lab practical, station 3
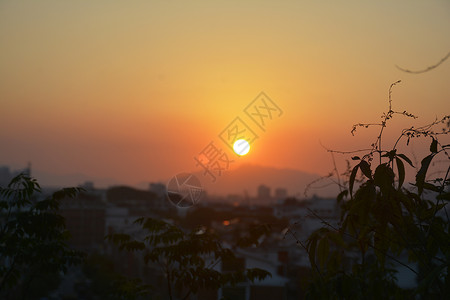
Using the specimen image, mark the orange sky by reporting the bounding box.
[1,0,449,188]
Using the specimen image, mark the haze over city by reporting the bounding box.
[1,0,449,192]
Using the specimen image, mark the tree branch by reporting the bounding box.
[396,51,450,74]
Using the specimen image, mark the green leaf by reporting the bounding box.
[327,250,342,274]
[246,268,271,282]
[422,182,440,192]
[359,160,372,180]
[317,238,330,269]
[106,233,131,245]
[374,163,395,191]
[436,192,450,201]
[416,154,435,195]
[337,190,348,205]
[381,149,396,161]
[307,237,318,268]
[349,164,359,199]
[134,217,145,225]
[430,138,438,153]
[397,153,414,168]
[327,231,346,248]
[416,263,447,295]
[395,157,405,190]
[118,240,146,252]
[398,192,414,214]
[0,200,8,209]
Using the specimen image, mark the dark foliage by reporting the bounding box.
[295,82,450,299]
[0,174,84,299]
[107,217,271,300]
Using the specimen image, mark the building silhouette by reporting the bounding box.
[257,184,271,199]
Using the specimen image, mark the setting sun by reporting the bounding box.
[233,139,251,156]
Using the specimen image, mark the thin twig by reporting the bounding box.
[331,152,342,193]
[396,51,450,74]
[285,225,325,281]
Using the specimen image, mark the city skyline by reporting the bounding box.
[0,162,341,199]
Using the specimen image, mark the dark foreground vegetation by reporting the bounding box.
[295,81,450,299]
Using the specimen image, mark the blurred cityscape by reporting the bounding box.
[0,165,416,299]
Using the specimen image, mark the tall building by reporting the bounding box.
[0,166,11,187]
[149,182,172,211]
[149,182,166,198]
[60,189,106,253]
[0,164,32,187]
[257,184,271,199]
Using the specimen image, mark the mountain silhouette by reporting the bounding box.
[194,163,339,199]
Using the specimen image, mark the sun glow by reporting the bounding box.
[233,139,250,156]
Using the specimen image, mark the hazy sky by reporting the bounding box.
[1,0,449,187]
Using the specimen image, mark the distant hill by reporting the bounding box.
[28,163,340,199]
[194,163,339,198]
[31,169,118,189]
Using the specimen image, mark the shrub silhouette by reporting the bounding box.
[107,217,271,300]
[0,174,84,299]
[294,82,450,299]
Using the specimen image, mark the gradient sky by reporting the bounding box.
[1,0,449,188]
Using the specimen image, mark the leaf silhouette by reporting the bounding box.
[416,154,435,195]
